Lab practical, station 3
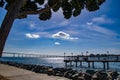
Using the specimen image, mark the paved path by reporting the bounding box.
[0,64,70,80]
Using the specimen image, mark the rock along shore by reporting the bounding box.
[0,60,120,80]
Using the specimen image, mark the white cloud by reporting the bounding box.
[86,22,93,25]
[29,21,36,29]
[92,16,113,24]
[85,22,117,36]
[52,31,79,40]
[21,21,37,29]
[25,33,40,39]
[55,42,61,45]
[59,20,70,26]
[81,15,116,37]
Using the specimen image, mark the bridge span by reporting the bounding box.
[2,52,64,58]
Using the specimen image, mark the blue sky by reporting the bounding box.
[0,0,120,55]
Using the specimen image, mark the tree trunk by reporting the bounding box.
[0,0,27,57]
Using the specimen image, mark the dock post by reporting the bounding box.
[65,62,67,68]
[92,62,94,68]
[107,62,109,69]
[80,61,82,67]
[88,62,90,68]
[75,62,78,67]
[116,56,118,61]
[70,61,72,67]
[103,62,106,69]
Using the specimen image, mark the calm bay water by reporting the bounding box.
[0,57,65,68]
[0,57,120,71]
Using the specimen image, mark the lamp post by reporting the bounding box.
[81,52,83,56]
[71,53,73,60]
[64,52,66,60]
[107,51,109,54]
[107,51,109,60]
[86,51,88,56]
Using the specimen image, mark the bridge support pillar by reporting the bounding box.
[21,54,23,57]
[29,54,31,57]
[13,53,15,57]
[18,54,20,57]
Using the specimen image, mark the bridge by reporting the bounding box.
[2,52,64,58]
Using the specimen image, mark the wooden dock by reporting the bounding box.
[64,54,120,69]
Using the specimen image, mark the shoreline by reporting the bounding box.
[0,60,120,80]
[0,63,69,80]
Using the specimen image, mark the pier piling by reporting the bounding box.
[92,62,94,68]
[80,61,82,67]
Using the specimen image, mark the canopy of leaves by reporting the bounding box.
[0,0,105,20]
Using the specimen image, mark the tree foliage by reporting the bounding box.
[0,0,105,20]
